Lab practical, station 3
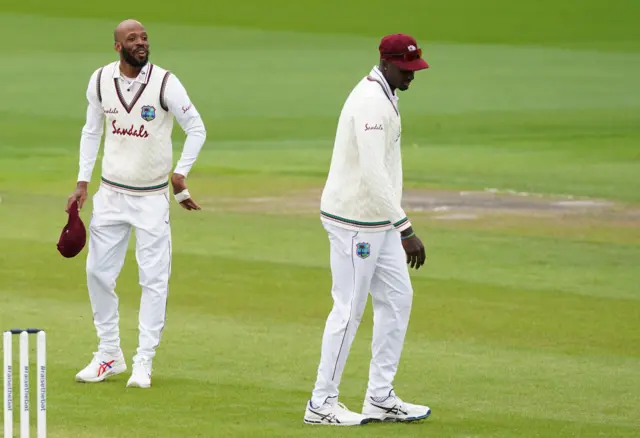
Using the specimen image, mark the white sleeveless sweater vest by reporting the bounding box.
[97,62,174,196]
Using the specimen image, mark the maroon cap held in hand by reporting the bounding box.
[57,200,86,258]
[379,33,429,72]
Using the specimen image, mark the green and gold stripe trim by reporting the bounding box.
[321,211,392,229]
[393,217,410,230]
[101,177,168,193]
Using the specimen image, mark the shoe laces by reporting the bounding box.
[134,358,152,374]
[92,351,114,364]
[335,402,360,417]
[371,393,405,409]
[320,402,350,423]
[393,396,407,410]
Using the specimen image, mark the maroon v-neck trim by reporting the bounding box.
[114,64,154,114]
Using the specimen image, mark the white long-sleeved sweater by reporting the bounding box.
[320,66,411,233]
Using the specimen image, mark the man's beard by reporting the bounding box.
[122,46,149,68]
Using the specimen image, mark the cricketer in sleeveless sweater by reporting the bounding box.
[97,61,174,195]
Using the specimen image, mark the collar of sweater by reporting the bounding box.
[368,65,399,115]
[369,65,399,103]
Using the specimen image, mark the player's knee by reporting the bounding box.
[86,263,100,279]
[351,312,365,327]
[406,284,414,300]
[352,302,368,325]
[395,285,413,312]
[138,271,169,291]
[330,303,366,328]
[86,263,111,284]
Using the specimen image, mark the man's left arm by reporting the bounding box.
[163,73,207,210]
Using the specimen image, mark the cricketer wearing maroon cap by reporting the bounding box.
[378,33,429,90]
[305,33,431,426]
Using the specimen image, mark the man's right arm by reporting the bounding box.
[78,68,105,183]
[67,68,105,211]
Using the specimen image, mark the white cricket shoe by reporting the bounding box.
[304,400,370,426]
[75,350,127,383]
[126,357,152,388]
[362,391,431,422]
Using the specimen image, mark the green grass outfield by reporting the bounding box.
[1,1,639,437]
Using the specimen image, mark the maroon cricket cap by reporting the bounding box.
[57,200,86,258]
[379,33,429,71]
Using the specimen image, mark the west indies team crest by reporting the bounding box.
[356,242,371,259]
[140,105,156,122]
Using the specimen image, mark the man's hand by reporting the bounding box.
[171,173,201,211]
[66,182,88,212]
[400,227,426,270]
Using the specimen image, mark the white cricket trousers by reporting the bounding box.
[310,221,413,407]
[86,185,171,362]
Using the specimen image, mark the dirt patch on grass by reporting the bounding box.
[402,189,635,221]
[200,187,639,226]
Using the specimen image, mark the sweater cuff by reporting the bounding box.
[393,217,411,232]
